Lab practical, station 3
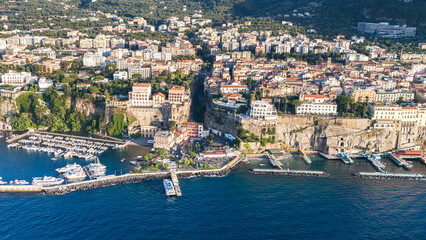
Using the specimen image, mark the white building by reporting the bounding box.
[0,70,37,86]
[250,100,277,120]
[38,77,53,92]
[128,66,151,79]
[373,91,415,103]
[113,71,128,80]
[129,83,152,107]
[368,103,419,124]
[82,52,106,67]
[296,103,337,115]
[220,84,250,94]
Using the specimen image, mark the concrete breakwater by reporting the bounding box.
[42,167,231,196]
[353,172,425,180]
[249,169,330,177]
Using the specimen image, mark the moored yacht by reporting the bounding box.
[10,179,29,185]
[32,176,64,186]
[0,177,7,185]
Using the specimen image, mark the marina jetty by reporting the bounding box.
[353,172,425,180]
[0,184,43,193]
[43,166,233,196]
[250,169,329,177]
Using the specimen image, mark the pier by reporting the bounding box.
[266,153,283,169]
[0,184,43,193]
[367,156,386,173]
[353,172,425,180]
[83,166,93,180]
[250,169,329,177]
[318,152,340,160]
[6,130,32,143]
[170,172,182,197]
[298,149,312,164]
[339,153,354,164]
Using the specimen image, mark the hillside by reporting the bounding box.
[0,0,424,38]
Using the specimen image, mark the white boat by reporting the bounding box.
[86,157,106,178]
[10,179,29,185]
[0,177,7,185]
[51,157,58,161]
[56,163,81,173]
[32,176,64,186]
[130,161,138,165]
[163,179,176,196]
[63,169,86,182]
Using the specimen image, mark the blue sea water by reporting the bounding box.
[0,134,425,240]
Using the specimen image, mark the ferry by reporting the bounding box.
[0,177,7,185]
[163,179,176,196]
[10,179,29,185]
[32,176,64,186]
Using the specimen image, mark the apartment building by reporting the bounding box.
[168,86,185,104]
[0,71,37,86]
[250,100,278,120]
[129,83,152,107]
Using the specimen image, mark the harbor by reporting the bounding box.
[6,131,126,161]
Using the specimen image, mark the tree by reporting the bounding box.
[167,121,177,131]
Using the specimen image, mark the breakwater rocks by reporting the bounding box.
[250,169,330,177]
[42,172,170,196]
[42,168,232,196]
[353,172,426,180]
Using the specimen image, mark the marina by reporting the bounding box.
[7,131,126,161]
[367,154,386,173]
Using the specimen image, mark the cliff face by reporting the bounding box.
[74,98,104,116]
[0,98,15,116]
[232,115,425,153]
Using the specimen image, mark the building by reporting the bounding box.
[296,102,337,115]
[373,91,415,103]
[129,83,152,107]
[181,122,203,138]
[113,71,128,80]
[250,100,278,120]
[0,71,37,86]
[128,66,151,79]
[168,86,185,104]
[352,90,375,102]
[368,103,419,124]
[82,52,106,67]
[357,22,416,38]
[220,85,250,94]
[152,92,166,106]
[154,131,174,150]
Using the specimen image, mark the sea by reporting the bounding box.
[0,133,425,240]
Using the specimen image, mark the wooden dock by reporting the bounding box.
[83,166,93,180]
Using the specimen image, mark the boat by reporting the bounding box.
[10,180,29,185]
[56,163,81,173]
[163,179,176,196]
[86,157,107,178]
[32,176,64,186]
[130,161,138,165]
[63,169,86,182]
[404,161,413,170]
[120,158,126,162]
[51,157,58,161]
[0,177,7,185]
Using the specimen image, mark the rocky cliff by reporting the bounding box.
[0,98,15,116]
